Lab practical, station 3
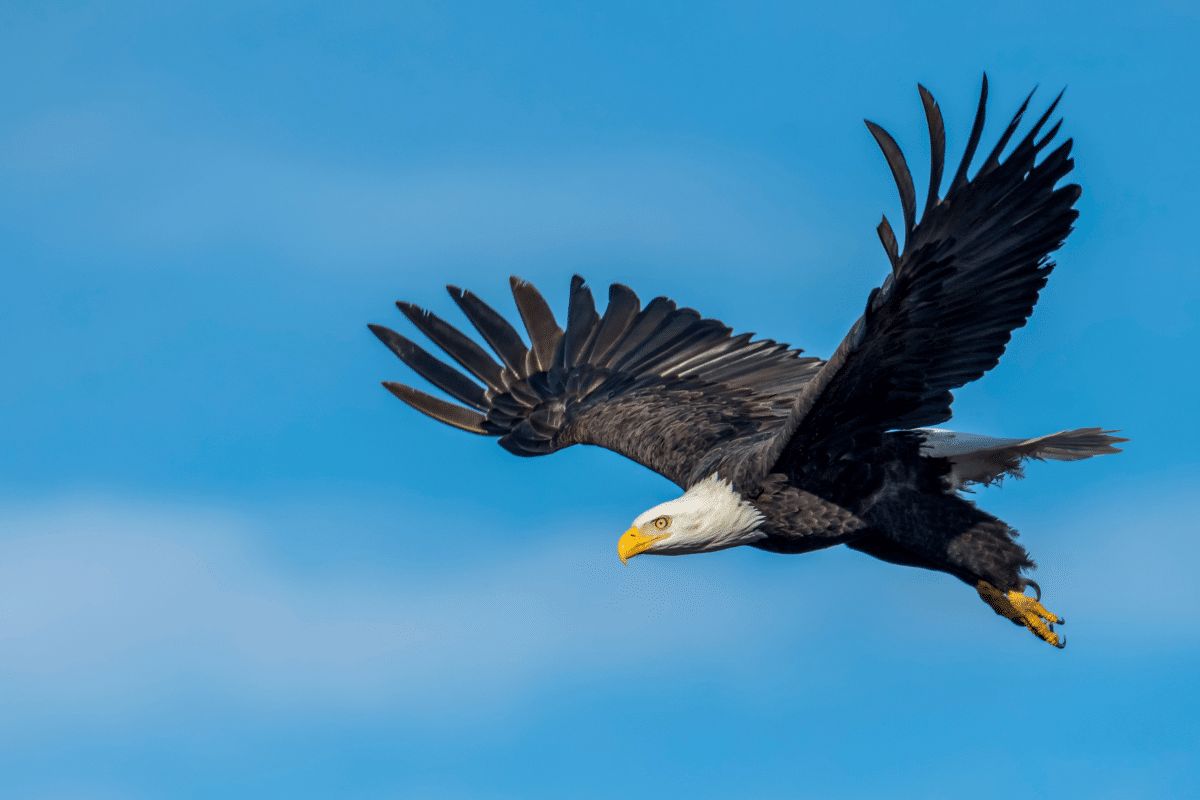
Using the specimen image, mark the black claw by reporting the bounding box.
[1024,579,1042,601]
[1057,616,1066,625]
[1055,634,1067,649]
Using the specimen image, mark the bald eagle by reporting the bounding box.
[370,77,1124,649]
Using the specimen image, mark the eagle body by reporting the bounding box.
[754,433,1032,587]
[370,77,1124,648]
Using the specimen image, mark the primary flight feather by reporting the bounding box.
[370,76,1125,649]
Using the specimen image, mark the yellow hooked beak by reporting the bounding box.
[618,526,668,564]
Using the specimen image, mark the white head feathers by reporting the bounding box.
[631,473,766,555]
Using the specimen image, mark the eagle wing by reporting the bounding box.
[371,275,823,488]
[741,77,1081,482]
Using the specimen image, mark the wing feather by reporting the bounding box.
[586,283,640,364]
[563,275,601,368]
[949,74,989,192]
[739,77,1081,483]
[447,286,529,373]
[382,382,488,434]
[509,277,563,373]
[373,276,823,487]
[918,84,945,215]
[876,215,900,270]
[396,302,506,393]
[368,324,487,410]
[865,120,917,236]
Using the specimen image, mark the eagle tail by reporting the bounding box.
[1015,427,1128,462]
[918,426,1127,489]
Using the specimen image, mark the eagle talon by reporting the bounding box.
[1024,579,1042,601]
[976,580,1067,649]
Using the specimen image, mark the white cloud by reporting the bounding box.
[0,481,1192,739]
[0,497,801,725]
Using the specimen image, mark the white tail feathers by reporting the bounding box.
[918,427,1127,489]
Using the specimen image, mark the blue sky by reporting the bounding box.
[2,2,1197,797]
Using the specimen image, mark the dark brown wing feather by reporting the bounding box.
[372,276,823,487]
[742,76,1079,481]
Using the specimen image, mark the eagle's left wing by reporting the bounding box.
[737,77,1081,484]
[371,276,823,488]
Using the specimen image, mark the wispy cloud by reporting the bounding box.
[0,497,801,724]
[0,481,1193,738]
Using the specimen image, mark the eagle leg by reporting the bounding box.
[976,581,1066,649]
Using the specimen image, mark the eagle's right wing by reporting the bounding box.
[371,276,823,488]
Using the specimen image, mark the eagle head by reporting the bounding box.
[617,474,766,562]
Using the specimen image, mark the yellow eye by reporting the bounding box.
[652,516,671,531]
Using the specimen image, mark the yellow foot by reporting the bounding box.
[976,581,1066,649]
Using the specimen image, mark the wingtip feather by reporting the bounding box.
[865,119,917,236]
[381,381,489,434]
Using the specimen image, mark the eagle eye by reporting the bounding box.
[652,515,671,530]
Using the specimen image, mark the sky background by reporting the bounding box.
[2,2,1197,798]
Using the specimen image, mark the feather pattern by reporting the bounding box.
[373,276,823,487]
[447,286,529,374]
[396,302,506,392]
[739,76,1082,485]
[509,278,562,373]
[585,283,640,364]
[368,324,487,410]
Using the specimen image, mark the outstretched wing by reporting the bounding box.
[370,275,823,487]
[744,76,1080,481]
